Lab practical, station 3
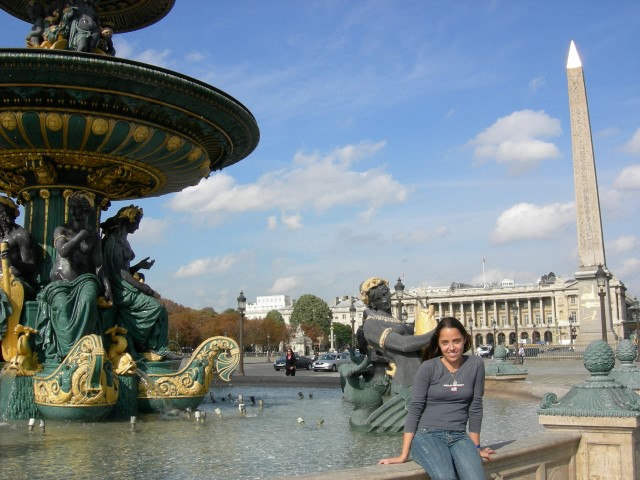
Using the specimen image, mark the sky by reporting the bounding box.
[2,1,640,312]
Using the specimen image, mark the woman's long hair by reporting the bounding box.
[422,317,471,361]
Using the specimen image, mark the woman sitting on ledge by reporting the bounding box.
[379,317,495,479]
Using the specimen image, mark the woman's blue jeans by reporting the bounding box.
[410,429,485,480]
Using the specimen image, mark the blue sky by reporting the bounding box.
[2,1,640,311]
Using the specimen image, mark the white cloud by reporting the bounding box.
[134,217,169,245]
[111,38,173,68]
[621,128,640,155]
[610,235,639,254]
[267,216,278,230]
[528,76,545,95]
[613,165,640,190]
[186,51,205,63]
[174,253,240,278]
[469,110,561,174]
[393,225,450,245]
[268,276,304,293]
[133,49,173,68]
[491,202,574,243]
[168,141,407,223]
[281,213,303,230]
[615,258,640,279]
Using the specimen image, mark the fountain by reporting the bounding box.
[0,0,258,421]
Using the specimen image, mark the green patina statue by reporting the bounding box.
[340,277,435,433]
[36,191,113,362]
[100,205,176,361]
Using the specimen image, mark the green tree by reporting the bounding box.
[265,309,285,324]
[290,294,332,336]
[332,322,353,350]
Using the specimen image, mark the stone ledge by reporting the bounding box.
[273,431,582,480]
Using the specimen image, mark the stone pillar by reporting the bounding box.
[538,340,640,479]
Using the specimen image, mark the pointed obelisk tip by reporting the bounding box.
[567,40,582,69]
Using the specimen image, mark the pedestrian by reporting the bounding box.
[378,317,495,479]
[285,348,296,376]
[518,345,525,364]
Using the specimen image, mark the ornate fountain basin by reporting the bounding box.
[0,49,260,201]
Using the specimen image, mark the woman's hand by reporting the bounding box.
[378,455,408,465]
[479,447,495,461]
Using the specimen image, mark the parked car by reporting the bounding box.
[476,345,494,358]
[273,354,314,371]
[312,352,351,372]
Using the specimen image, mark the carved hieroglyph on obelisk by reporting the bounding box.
[566,41,613,343]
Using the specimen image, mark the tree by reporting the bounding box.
[290,294,332,336]
[332,322,353,350]
[265,309,284,324]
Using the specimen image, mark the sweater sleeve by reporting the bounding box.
[467,356,484,434]
[404,361,433,434]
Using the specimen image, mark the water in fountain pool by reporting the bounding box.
[0,385,543,479]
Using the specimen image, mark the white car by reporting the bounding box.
[476,345,494,358]
[312,352,351,372]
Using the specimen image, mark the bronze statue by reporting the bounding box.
[340,277,434,433]
[36,191,112,361]
[66,0,102,53]
[0,196,37,294]
[100,205,178,361]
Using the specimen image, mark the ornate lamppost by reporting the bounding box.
[629,296,640,362]
[512,303,520,365]
[394,277,404,321]
[266,332,271,362]
[468,317,474,351]
[491,319,497,348]
[569,312,576,347]
[330,318,335,352]
[237,290,246,376]
[349,296,357,348]
[595,264,608,342]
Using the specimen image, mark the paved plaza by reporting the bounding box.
[232,355,592,397]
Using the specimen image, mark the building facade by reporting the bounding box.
[393,273,630,348]
[245,294,292,320]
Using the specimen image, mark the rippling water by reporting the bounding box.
[0,385,543,479]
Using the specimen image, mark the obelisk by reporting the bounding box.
[566,41,613,343]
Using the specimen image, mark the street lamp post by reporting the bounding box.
[266,333,271,362]
[512,303,520,365]
[569,312,576,347]
[349,296,356,349]
[394,277,404,321]
[491,319,497,348]
[236,290,246,376]
[468,317,474,350]
[629,296,640,362]
[330,319,335,352]
[595,264,608,342]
